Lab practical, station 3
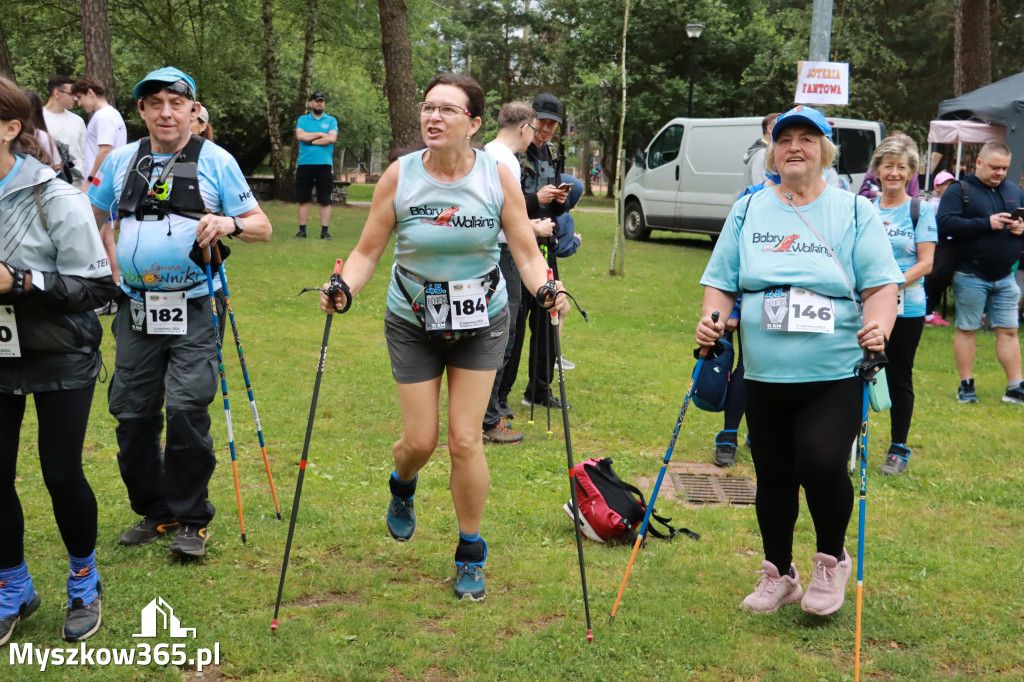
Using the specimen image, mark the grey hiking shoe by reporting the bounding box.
[482,420,524,444]
[169,525,209,558]
[119,517,178,546]
[880,444,910,476]
[63,579,102,642]
[0,570,40,647]
[454,564,486,601]
[386,495,416,541]
[958,379,978,403]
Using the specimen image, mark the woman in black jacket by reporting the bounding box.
[0,78,119,645]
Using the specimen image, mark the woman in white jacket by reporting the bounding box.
[0,78,119,645]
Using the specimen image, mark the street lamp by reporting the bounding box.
[686,23,703,118]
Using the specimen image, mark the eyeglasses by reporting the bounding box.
[57,88,73,96]
[417,102,472,118]
[523,123,539,134]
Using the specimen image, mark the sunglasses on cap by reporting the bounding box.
[138,79,196,101]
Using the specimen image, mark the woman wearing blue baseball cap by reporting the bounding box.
[695,106,902,616]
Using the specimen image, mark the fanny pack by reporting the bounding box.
[393,264,501,338]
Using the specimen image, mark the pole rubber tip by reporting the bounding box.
[586,630,594,643]
[276,512,283,520]
[270,619,278,633]
[240,533,247,544]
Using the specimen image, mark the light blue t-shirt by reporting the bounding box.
[296,113,338,167]
[386,149,507,327]
[88,139,258,299]
[701,186,904,383]
[872,197,938,318]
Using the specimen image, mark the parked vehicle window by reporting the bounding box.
[647,125,684,170]
[835,128,876,177]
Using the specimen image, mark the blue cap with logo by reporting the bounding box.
[771,105,832,141]
[133,67,197,100]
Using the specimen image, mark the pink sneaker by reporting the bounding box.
[740,561,803,614]
[801,549,852,616]
[925,312,951,327]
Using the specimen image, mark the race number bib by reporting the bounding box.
[145,292,187,335]
[896,289,904,316]
[423,278,490,332]
[0,306,21,357]
[761,286,835,334]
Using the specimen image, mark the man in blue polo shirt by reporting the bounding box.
[294,92,338,240]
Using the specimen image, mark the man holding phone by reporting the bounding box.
[512,93,571,410]
[937,141,1024,404]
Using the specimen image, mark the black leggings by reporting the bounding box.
[0,385,98,568]
[723,330,746,432]
[745,378,861,572]
[887,316,925,444]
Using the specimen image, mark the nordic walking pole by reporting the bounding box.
[544,270,592,643]
[204,244,247,544]
[272,259,348,633]
[609,311,718,622]
[853,349,886,681]
[211,245,283,520]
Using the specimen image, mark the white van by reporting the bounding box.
[621,116,884,240]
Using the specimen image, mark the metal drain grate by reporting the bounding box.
[670,473,756,506]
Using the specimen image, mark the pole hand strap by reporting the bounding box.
[2,262,31,296]
[855,348,889,383]
[536,281,589,322]
[299,262,352,314]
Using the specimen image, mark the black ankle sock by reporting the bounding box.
[298,224,306,233]
[455,537,485,564]
[389,472,417,499]
[321,226,329,234]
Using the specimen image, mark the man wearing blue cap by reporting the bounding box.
[87,66,272,559]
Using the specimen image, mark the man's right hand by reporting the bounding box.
[536,185,564,205]
[530,218,554,238]
[990,212,1012,231]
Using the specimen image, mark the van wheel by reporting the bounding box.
[623,201,650,241]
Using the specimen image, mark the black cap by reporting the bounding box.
[309,92,326,101]
[532,93,562,124]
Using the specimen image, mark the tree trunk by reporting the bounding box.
[0,17,15,83]
[379,0,421,153]
[289,0,319,179]
[583,139,593,197]
[261,0,289,200]
[81,0,116,104]
[954,0,991,97]
[603,140,617,199]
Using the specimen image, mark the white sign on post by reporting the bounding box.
[794,61,849,106]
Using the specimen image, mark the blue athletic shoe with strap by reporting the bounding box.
[64,552,102,642]
[0,561,40,646]
[454,536,487,602]
[958,379,979,404]
[880,443,910,476]
[386,472,417,541]
[1002,382,1024,405]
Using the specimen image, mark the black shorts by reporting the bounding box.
[384,307,510,384]
[294,164,334,205]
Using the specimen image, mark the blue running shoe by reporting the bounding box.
[454,537,487,601]
[1002,383,1024,405]
[387,495,416,541]
[0,562,40,646]
[958,379,979,404]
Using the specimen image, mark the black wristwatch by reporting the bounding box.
[229,215,245,238]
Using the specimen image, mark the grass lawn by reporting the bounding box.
[7,201,1023,680]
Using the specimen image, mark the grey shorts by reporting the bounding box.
[384,307,510,384]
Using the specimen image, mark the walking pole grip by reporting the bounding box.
[699,312,720,357]
[546,268,558,326]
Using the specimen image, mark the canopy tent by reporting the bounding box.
[936,71,1024,185]
[924,120,1007,190]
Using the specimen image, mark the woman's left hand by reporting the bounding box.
[539,280,571,320]
[857,319,886,352]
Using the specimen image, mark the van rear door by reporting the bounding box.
[639,123,685,228]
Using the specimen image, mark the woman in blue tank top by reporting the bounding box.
[318,74,568,602]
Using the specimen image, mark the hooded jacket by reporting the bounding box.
[0,155,119,393]
[936,173,1024,282]
[742,138,767,187]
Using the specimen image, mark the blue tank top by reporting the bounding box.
[386,149,507,326]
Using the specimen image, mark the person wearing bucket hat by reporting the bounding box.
[696,104,902,616]
[86,65,272,559]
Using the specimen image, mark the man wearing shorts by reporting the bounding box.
[937,141,1024,404]
[294,92,338,240]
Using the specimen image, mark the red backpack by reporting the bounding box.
[563,458,699,543]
